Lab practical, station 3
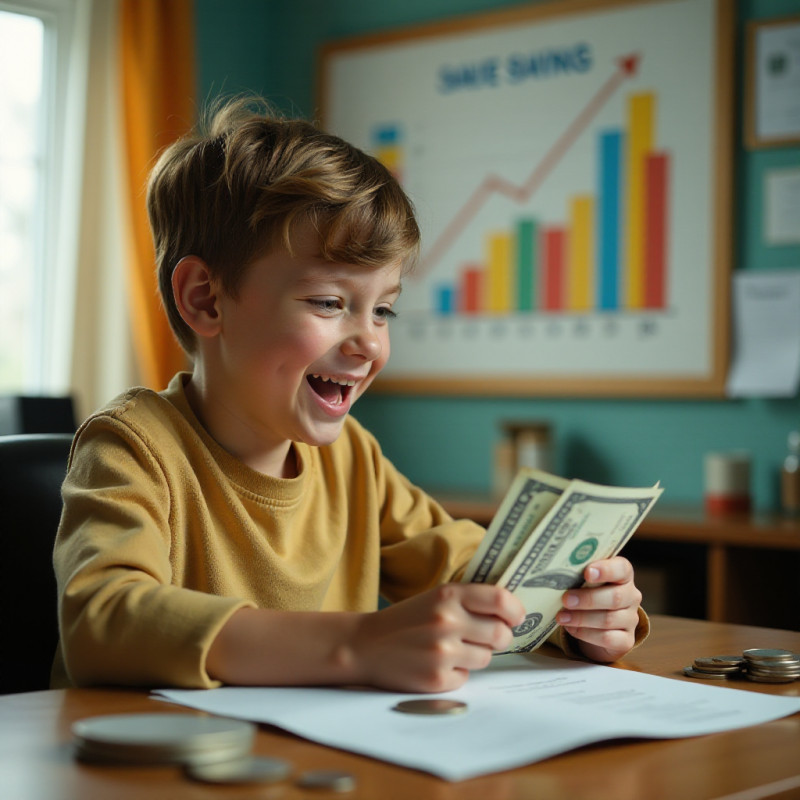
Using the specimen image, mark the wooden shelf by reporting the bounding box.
[431,490,800,630]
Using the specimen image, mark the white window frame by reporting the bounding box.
[1,0,81,393]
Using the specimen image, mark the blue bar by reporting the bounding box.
[436,285,456,315]
[598,130,622,311]
[373,124,400,144]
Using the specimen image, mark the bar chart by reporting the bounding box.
[430,87,671,318]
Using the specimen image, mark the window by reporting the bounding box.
[0,0,75,392]
[0,9,44,389]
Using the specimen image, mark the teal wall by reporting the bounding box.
[195,0,800,511]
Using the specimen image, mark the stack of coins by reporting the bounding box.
[683,654,745,680]
[743,649,800,684]
[683,649,800,683]
[72,713,358,791]
[72,714,256,766]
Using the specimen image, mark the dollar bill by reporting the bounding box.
[461,470,662,655]
[495,479,662,653]
[460,469,569,585]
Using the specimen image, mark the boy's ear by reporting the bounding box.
[172,256,222,338]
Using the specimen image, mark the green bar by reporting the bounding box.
[516,219,536,312]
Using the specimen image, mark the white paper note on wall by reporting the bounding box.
[726,269,800,397]
[765,167,800,245]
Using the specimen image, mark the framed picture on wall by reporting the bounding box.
[319,0,734,397]
[745,14,800,149]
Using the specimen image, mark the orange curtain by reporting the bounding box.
[120,0,195,389]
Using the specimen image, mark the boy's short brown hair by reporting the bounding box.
[146,97,420,353]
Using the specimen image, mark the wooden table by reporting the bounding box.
[1,616,798,799]
[434,493,800,629]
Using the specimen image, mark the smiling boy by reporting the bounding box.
[52,99,646,691]
[176,223,402,477]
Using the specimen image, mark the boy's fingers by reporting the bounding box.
[459,584,525,627]
[463,616,516,654]
[562,579,641,612]
[584,556,634,585]
[558,605,640,631]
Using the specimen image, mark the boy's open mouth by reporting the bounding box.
[307,374,356,406]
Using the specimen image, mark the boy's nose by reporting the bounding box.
[341,323,382,361]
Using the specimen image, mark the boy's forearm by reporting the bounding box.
[206,607,364,686]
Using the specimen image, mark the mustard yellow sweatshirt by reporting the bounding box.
[53,374,487,688]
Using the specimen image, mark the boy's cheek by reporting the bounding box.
[357,350,390,399]
[374,342,391,376]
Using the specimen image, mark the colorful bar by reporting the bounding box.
[436,284,456,315]
[567,196,593,311]
[487,232,513,313]
[460,266,483,314]
[372,124,402,180]
[625,92,654,309]
[644,152,670,309]
[516,219,536,312]
[373,124,399,144]
[598,130,622,310]
[376,145,401,172]
[542,227,566,311]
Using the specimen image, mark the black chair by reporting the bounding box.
[0,433,74,694]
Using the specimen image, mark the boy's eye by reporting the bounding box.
[374,306,397,322]
[308,298,341,313]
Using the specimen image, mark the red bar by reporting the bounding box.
[542,228,566,311]
[644,152,669,309]
[460,266,483,314]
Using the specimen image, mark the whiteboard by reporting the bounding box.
[320,0,733,396]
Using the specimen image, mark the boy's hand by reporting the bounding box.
[555,556,642,663]
[351,584,525,693]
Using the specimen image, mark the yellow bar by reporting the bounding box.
[487,232,512,313]
[568,195,593,310]
[625,92,654,308]
[377,145,401,171]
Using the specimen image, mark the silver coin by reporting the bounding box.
[693,658,742,673]
[708,655,746,666]
[746,656,800,668]
[747,666,800,678]
[683,666,728,680]
[297,769,357,792]
[747,658,800,669]
[743,648,796,662]
[186,755,292,785]
[745,672,797,684]
[392,698,468,715]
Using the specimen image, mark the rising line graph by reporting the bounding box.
[419,54,641,277]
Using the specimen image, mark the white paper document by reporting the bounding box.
[765,168,800,245]
[726,270,800,398]
[154,653,800,781]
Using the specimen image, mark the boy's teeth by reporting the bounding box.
[311,374,356,387]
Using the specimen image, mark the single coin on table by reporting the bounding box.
[296,769,357,792]
[392,698,468,715]
[185,755,292,785]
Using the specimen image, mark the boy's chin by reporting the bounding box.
[298,417,349,448]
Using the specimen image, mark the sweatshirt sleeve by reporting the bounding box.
[53,415,253,688]
[358,434,483,603]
